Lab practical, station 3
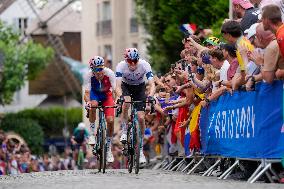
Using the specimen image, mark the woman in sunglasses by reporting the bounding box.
[115,48,155,165]
[84,56,116,163]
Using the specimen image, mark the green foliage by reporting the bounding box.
[23,41,54,80]
[0,21,54,105]
[0,118,44,155]
[3,107,82,137]
[136,0,229,73]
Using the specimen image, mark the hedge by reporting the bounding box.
[1,107,82,137]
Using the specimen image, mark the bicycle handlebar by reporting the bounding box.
[123,100,155,104]
[116,99,156,115]
[87,105,118,109]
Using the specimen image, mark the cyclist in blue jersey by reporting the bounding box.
[84,56,116,163]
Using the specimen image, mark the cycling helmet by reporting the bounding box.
[89,56,104,69]
[78,122,86,130]
[204,36,220,46]
[124,48,139,61]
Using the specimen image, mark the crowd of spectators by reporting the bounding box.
[1,0,284,181]
[140,0,284,181]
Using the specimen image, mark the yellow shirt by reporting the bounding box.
[236,36,254,71]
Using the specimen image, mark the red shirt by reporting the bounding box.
[276,24,284,57]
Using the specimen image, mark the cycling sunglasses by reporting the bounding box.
[92,66,104,72]
[126,59,138,65]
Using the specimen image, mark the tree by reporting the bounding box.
[0,21,54,105]
[136,0,229,73]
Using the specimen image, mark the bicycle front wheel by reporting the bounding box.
[101,125,107,173]
[134,124,140,174]
[97,131,102,172]
[127,128,133,173]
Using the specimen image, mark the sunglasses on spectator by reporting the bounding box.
[175,67,183,70]
[159,88,166,92]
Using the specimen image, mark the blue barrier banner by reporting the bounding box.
[200,80,284,159]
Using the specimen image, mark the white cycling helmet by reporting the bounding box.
[89,56,104,69]
[124,48,139,61]
[77,122,86,130]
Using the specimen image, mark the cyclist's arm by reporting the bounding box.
[144,62,155,96]
[83,71,92,102]
[105,68,117,96]
[148,79,155,97]
[115,63,123,98]
[115,78,123,98]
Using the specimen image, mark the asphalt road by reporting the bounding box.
[0,169,282,189]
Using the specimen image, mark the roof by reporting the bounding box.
[26,0,81,35]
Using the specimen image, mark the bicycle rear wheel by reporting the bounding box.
[77,148,84,170]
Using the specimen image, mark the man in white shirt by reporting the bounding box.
[209,49,230,89]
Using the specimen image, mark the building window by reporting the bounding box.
[97,3,100,22]
[130,18,138,33]
[96,1,112,36]
[130,0,138,33]
[131,0,136,17]
[102,1,111,21]
[18,18,28,35]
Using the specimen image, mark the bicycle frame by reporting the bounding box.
[97,107,107,150]
[120,98,155,174]
[129,102,142,149]
[88,105,116,173]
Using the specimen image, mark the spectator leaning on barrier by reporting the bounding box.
[221,20,256,90]
[262,5,284,58]
[209,48,230,83]
[251,22,284,83]
[221,43,239,82]
[232,0,260,32]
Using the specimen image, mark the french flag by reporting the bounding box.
[179,23,197,36]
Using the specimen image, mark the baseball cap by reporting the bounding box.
[244,23,259,39]
[197,66,205,75]
[233,0,253,9]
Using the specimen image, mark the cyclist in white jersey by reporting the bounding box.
[115,48,155,164]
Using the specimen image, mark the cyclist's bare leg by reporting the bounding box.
[89,100,98,135]
[106,116,114,146]
[137,111,146,142]
[137,111,147,164]
[106,116,114,136]
[73,149,79,163]
[119,96,130,142]
[121,96,131,129]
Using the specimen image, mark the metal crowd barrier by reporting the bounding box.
[153,155,282,184]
